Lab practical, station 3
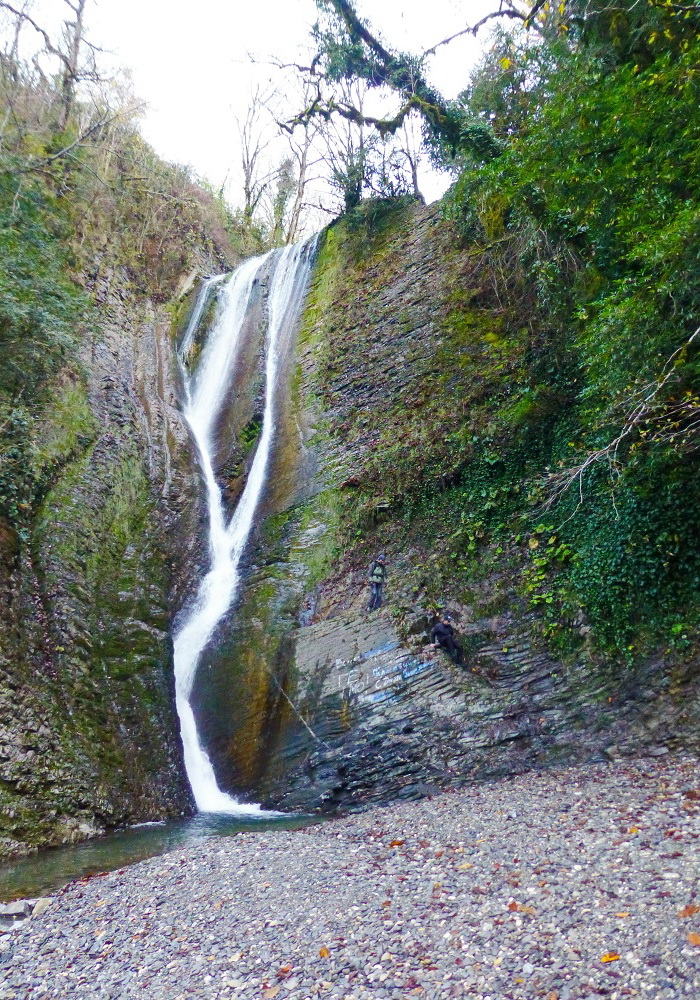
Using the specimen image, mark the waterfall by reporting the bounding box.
[178,272,227,367]
[173,239,316,814]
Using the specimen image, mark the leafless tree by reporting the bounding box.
[237,86,280,225]
[0,0,100,134]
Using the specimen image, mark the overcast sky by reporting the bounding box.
[24,0,494,204]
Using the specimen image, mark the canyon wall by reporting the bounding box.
[203,201,699,813]
[0,265,202,857]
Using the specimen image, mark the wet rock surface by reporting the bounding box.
[1,756,698,999]
[261,608,700,813]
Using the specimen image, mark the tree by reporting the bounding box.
[237,87,279,227]
[286,0,558,160]
[317,77,373,212]
[0,0,100,135]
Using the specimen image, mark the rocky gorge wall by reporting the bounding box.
[199,200,699,814]
[10,193,694,858]
[0,263,206,858]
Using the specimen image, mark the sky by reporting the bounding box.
[20,0,495,206]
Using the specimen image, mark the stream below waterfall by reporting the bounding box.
[0,813,320,902]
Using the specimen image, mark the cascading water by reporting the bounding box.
[173,239,315,814]
[178,272,227,366]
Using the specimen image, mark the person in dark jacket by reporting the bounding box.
[430,613,465,666]
[367,553,387,611]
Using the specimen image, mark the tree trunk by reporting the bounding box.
[59,0,87,131]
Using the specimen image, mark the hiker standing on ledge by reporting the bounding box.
[430,613,465,667]
[367,553,387,611]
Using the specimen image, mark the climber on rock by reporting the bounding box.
[367,553,387,611]
[430,613,465,667]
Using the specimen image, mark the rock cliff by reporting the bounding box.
[197,200,698,813]
[0,263,203,857]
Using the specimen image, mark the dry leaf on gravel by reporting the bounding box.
[263,990,280,1000]
[601,952,621,963]
[616,912,631,917]
[687,932,700,947]
[319,946,330,958]
[389,839,405,847]
[508,901,536,915]
[678,904,700,918]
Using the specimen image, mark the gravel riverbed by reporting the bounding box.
[1,756,699,1000]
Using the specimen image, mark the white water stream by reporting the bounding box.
[177,272,227,365]
[173,240,315,814]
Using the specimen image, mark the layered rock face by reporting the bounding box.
[0,266,201,857]
[205,201,698,813]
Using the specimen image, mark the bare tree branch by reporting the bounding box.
[542,326,700,512]
[0,1,72,71]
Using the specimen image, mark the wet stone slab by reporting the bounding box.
[259,607,695,814]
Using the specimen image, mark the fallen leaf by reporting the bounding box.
[382,900,391,908]
[678,904,700,918]
[275,966,292,979]
[683,789,700,801]
[319,946,330,958]
[546,992,559,1000]
[688,932,700,947]
[507,901,536,915]
[601,953,621,963]
[263,990,280,1000]
[389,839,405,847]
[616,912,631,918]
[628,826,639,834]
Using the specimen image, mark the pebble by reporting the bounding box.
[0,756,699,998]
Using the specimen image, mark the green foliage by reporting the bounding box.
[0,56,245,542]
[0,172,83,398]
[439,6,700,660]
[304,2,700,669]
[0,170,88,533]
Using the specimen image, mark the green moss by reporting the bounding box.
[240,414,263,454]
[30,372,96,478]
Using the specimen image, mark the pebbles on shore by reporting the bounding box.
[1,756,699,999]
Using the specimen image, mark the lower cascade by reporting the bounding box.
[173,239,316,814]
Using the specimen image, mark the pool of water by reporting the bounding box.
[0,812,319,902]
